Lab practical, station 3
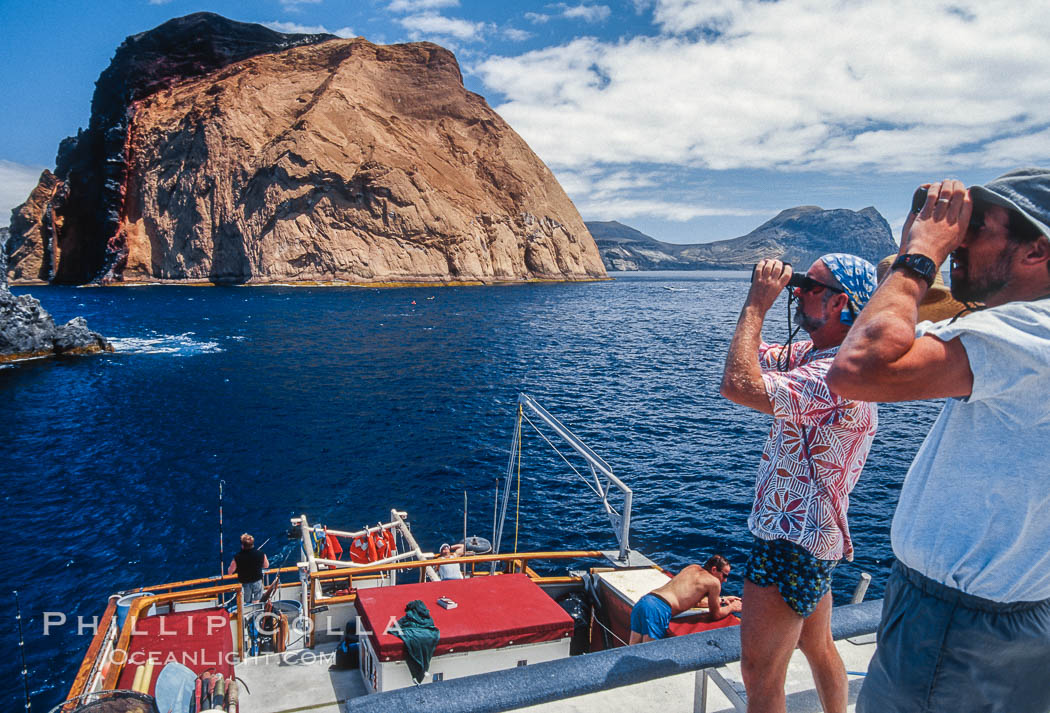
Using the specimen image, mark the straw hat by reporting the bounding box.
[876,255,978,323]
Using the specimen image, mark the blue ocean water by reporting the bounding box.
[2,272,941,711]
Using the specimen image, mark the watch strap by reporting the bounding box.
[892,253,937,287]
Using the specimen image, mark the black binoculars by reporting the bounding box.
[911,185,983,231]
[912,186,928,214]
[750,263,831,292]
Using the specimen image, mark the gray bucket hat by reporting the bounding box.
[969,167,1050,238]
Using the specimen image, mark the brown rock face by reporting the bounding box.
[7,16,604,285]
[7,170,62,283]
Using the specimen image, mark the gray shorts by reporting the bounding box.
[242,579,264,603]
[857,561,1050,713]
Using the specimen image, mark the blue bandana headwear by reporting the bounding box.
[819,253,877,325]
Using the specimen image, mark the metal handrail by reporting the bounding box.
[128,566,300,593]
[343,599,883,713]
[65,597,118,702]
[308,550,604,581]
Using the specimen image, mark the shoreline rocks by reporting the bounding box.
[0,287,113,363]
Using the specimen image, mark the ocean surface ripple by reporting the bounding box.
[1,272,941,711]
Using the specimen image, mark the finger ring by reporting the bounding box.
[937,198,950,204]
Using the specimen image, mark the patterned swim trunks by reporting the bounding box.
[745,537,838,617]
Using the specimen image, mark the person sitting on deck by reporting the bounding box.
[628,555,743,644]
[435,543,467,580]
[228,533,269,603]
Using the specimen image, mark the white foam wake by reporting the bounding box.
[108,332,223,356]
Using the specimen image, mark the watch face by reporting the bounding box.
[909,255,936,273]
[895,254,936,284]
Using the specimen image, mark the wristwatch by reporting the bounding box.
[892,253,937,287]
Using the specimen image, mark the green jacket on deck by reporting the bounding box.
[393,599,440,684]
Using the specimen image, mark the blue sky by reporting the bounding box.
[2,0,1048,244]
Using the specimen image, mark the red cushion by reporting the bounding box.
[116,608,235,695]
[356,574,573,661]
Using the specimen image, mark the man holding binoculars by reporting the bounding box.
[721,251,877,713]
[829,169,1050,713]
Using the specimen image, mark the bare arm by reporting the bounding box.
[262,554,270,569]
[720,260,792,414]
[701,582,743,621]
[828,180,974,401]
[228,559,237,575]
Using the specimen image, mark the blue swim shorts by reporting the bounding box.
[745,537,837,617]
[630,593,672,640]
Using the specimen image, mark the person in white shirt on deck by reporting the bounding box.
[829,168,1050,713]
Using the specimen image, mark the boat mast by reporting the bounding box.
[493,393,634,563]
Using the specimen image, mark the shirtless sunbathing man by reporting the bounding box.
[629,555,743,644]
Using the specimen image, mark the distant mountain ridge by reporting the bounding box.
[587,206,898,271]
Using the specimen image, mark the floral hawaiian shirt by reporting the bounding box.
[750,340,878,561]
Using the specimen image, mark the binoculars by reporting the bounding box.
[750,263,825,292]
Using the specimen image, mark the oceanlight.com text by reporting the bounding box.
[103,649,337,667]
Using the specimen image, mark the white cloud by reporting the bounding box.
[279,0,322,10]
[558,4,612,23]
[399,13,487,41]
[651,0,742,34]
[578,195,762,221]
[475,0,1050,180]
[0,160,46,218]
[555,167,661,198]
[264,21,355,38]
[503,27,533,42]
[388,0,459,11]
[554,166,765,222]
[978,127,1050,169]
[525,5,611,24]
[147,0,173,5]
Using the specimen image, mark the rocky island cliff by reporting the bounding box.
[6,13,605,286]
[589,206,898,271]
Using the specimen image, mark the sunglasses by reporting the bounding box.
[787,273,844,295]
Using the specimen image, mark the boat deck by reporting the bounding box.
[236,641,368,713]
[524,634,878,713]
[233,633,875,712]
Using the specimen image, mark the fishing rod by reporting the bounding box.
[15,590,31,713]
[219,480,226,578]
[257,537,272,587]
